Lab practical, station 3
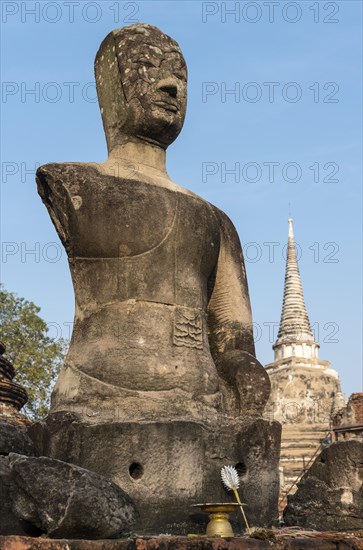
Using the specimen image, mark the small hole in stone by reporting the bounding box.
[235,461,247,477]
[129,462,143,480]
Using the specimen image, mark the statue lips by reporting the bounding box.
[153,100,179,113]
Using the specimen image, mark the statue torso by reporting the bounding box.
[37,163,222,410]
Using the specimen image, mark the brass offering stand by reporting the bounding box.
[191,503,241,538]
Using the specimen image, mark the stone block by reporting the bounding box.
[1,454,137,539]
[284,440,363,531]
[0,422,36,457]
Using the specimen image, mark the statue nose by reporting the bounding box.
[157,78,178,98]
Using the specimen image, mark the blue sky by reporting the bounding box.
[1,1,362,397]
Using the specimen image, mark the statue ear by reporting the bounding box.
[94,32,128,154]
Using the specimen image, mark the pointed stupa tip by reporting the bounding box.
[273,218,317,353]
[288,218,294,239]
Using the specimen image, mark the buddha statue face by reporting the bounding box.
[95,25,187,151]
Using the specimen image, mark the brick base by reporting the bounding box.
[1,534,363,550]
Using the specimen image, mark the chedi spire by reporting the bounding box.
[273,219,319,361]
[265,219,346,508]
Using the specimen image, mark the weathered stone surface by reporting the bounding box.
[6,454,138,539]
[265,362,343,506]
[36,160,258,425]
[1,534,363,550]
[0,423,36,457]
[284,440,363,531]
[28,413,281,534]
[34,23,280,533]
[0,426,35,536]
[216,351,271,417]
[0,457,40,537]
[333,393,363,441]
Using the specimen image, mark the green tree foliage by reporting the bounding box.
[0,285,67,419]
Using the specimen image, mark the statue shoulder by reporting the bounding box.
[36,161,98,189]
[208,203,239,238]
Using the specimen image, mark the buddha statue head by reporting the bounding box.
[95,24,187,152]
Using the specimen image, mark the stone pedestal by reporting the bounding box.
[29,413,281,534]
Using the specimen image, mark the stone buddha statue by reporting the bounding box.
[37,24,267,423]
[34,24,280,533]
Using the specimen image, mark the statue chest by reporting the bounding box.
[64,177,218,261]
[56,175,221,307]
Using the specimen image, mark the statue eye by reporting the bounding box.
[139,59,155,68]
[175,71,186,81]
